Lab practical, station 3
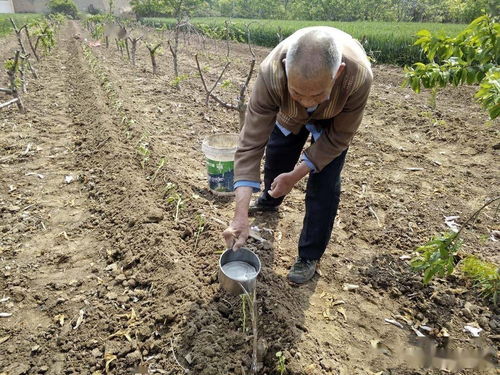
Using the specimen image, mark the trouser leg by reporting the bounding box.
[259,125,309,207]
[298,149,348,260]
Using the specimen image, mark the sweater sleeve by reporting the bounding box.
[303,74,372,172]
[234,67,280,183]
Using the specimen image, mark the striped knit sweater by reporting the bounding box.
[234,26,373,183]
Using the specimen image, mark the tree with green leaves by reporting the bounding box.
[130,0,168,17]
[131,0,203,18]
[404,14,499,119]
[48,0,78,19]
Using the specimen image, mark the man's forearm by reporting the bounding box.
[234,186,253,218]
[290,162,311,182]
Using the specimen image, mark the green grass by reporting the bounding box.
[0,13,43,37]
[141,17,466,65]
[461,256,499,305]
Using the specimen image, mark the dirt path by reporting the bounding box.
[1,21,498,375]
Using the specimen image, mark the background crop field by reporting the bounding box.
[0,13,43,37]
[141,17,466,65]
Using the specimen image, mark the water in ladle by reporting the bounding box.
[222,261,257,282]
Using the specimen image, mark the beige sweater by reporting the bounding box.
[234,26,373,183]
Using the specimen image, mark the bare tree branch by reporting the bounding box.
[239,59,256,104]
[195,54,233,108]
[10,18,37,79]
[24,26,39,62]
[245,22,257,59]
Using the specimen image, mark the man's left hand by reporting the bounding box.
[268,172,298,198]
[268,162,312,198]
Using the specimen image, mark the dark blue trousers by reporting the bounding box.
[259,125,348,260]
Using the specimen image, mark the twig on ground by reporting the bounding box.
[170,337,189,373]
[368,206,382,227]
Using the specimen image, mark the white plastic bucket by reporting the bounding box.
[201,133,239,196]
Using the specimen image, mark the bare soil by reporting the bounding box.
[0,21,499,375]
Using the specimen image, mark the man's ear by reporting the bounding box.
[335,63,346,79]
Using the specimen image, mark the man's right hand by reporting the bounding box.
[223,214,249,251]
[223,186,253,251]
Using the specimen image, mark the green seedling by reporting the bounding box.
[151,157,165,182]
[412,196,500,285]
[411,232,462,284]
[276,351,286,375]
[221,79,233,89]
[461,257,499,305]
[193,214,206,251]
[137,143,150,169]
[239,288,260,373]
[164,182,176,193]
[170,73,189,88]
[166,192,184,224]
[113,100,123,110]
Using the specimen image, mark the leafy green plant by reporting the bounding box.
[30,20,56,54]
[220,79,233,89]
[461,257,500,305]
[475,68,500,119]
[170,73,189,87]
[4,58,18,73]
[404,14,499,118]
[411,232,462,284]
[91,23,104,39]
[412,197,500,285]
[4,57,22,89]
[47,13,67,27]
[276,351,286,375]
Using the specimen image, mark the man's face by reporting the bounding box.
[287,64,344,108]
[287,71,334,108]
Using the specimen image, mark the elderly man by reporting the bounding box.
[223,26,373,284]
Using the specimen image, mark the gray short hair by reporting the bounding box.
[285,30,342,79]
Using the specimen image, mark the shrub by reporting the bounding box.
[48,0,78,19]
[131,0,168,18]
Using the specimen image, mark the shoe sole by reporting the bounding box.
[248,204,279,213]
[249,207,279,213]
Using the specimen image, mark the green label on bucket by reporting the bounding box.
[206,159,234,192]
